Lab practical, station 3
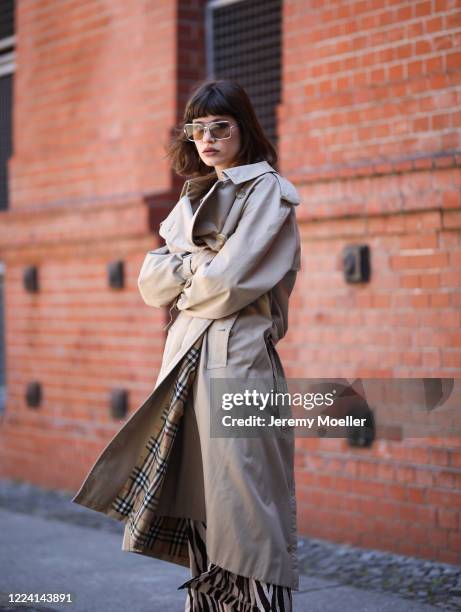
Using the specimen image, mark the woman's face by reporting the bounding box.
[191,114,241,178]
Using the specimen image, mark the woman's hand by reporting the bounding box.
[190,247,217,274]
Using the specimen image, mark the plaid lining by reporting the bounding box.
[110,337,203,564]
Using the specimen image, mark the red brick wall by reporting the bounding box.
[0,0,460,566]
[0,0,193,487]
[280,0,461,173]
[278,0,461,564]
[12,1,180,207]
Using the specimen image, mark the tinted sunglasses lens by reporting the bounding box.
[184,124,203,140]
[210,122,231,139]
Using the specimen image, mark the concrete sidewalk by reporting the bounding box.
[0,506,442,612]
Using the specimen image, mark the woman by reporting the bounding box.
[72,79,302,611]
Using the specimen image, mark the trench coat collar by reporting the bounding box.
[221,160,275,184]
[223,161,301,205]
[179,160,300,206]
[180,161,274,199]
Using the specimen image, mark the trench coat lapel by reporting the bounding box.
[162,161,281,255]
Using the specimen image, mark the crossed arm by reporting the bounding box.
[137,246,215,309]
[137,175,299,320]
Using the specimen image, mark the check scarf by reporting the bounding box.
[110,335,203,565]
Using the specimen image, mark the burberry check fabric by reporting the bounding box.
[110,336,203,565]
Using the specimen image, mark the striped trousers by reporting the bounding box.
[177,518,293,611]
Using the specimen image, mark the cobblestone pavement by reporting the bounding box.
[297,537,461,611]
[1,478,460,611]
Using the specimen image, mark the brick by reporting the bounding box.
[443,211,461,229]
[430,448,451,466]
[442,351,461,368]
[427,489,461,508]
[448,531,461,553]
[437,508,459,530]
[442,191,461,209]
[446,51,461,71]
[390,252,450,270]
[386,483,409,502]
[450,450,461,469]
[406,487,426,504]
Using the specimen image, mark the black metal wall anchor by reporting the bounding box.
[110,388,128,420]
[343,244,370,283]
[23,266,39,293]
[25,381,42,408]
[107,260,124,289]
[346,403,376,448]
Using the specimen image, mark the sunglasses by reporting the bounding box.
[184,120,238,141]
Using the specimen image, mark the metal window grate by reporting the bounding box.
[0,73,12,211]
[206,0,281,147]
[0,0,14,212]
[0,0,14,40]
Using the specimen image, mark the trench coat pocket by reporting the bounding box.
[262,333,275,391]
[206,311,240,369]
[263,332,285,395]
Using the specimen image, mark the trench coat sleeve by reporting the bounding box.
[175,173,300,319]
[137,245,193,308]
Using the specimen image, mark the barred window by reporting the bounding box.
[206,0,281,148]
[0,0,15,212]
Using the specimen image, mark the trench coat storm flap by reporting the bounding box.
[71,160,302,590]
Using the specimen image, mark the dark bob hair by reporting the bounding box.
[165,79,278,185]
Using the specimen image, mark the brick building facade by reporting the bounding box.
[0,0,460,565]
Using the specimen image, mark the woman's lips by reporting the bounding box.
[203,150,219,155]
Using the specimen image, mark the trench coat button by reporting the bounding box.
[235,189,245,198]
[215,234,227,249]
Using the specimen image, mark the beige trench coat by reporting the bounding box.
[71,160,302,589]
